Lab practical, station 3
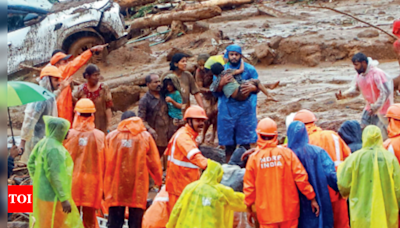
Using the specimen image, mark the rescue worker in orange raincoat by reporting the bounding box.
[64,98,105,228]
[294,109,351,228]
[243,117,319,228]
[142,186,170,228]
[104,113,163,228]
[164,105,209,212]
[384,103,400,162]
[51,45,106,124]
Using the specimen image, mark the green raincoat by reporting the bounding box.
[28,116,83,228]
[166,159,247,228]
[337,125,400,228]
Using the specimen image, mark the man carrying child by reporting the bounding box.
[213,44,260,162]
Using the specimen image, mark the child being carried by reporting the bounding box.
[210,62,277,101]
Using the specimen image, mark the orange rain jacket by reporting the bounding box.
[306,124,350,197]
[305,123,350,228]
[384,118,400,162]
[243,136,316,225]
[142,186,169,228]
[104,117,163,209]
[165,124,208,197]
[64,114,105,209]
[56,50,93,124]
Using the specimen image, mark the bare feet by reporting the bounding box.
[266,95,278,102]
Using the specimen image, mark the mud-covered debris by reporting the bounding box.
[166,48,194,61]
[268,36,283,49]
[357,29,379,38]
[199,145,226,164]
[252,44,275,66]
[191,21,210,33]
[7,222,29,228]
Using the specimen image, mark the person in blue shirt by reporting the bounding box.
[213,44,259,162]
[287,121,339,228]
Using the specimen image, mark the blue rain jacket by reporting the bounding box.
[214,44,258,146]
[338,120,362,153]
[288,121,338,228]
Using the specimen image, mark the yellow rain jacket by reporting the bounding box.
[28,116,83,228]
[337,125,400,228]
[166,160,246,228]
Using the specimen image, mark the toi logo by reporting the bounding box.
[8,185,33,213]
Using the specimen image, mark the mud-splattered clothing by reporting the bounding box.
[74,83,113,134]
[139,91,173,147]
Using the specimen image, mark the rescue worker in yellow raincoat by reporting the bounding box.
[165,105,209,212]
[294,109,351,228]
[337,125,400,228]
[384,103,400,162]
[167,159,247,228]
[64,98,105,228]
[28,116,83,228]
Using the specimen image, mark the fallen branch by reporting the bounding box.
[126,6,222,29]
[306,5,397,40]
[115,0,157,10]
[254,4,284,17]
[19,64,42,72]
[184,0,253,10]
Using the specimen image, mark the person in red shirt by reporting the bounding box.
[51,45,106,124]
[244,117,319,228]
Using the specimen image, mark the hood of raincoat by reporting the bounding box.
[223,44,242,59]
[338,120,362,145]
[44,116,70,142]
[200,159,223,185]
[162,73,182,96]
[72,113,95,132]
[388,118,400,138]
[117,117,146,136]
[362,125,384,148]
[287,121,309,148]
[256,133,278,149]
[38,76,55,92]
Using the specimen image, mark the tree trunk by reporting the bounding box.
[126,6,222,29]
[115,0,157,10]
[183,0,253,10]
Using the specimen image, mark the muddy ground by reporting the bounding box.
[8,0,400,145]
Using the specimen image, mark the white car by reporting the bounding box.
[7,0,132,75]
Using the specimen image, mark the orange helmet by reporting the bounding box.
[386,104,400,120]
[293,109,317,124]
[40,65,62,79]
[50,52,73,65]
[256,117,277,136]
[75,98,96,113]
[183,105,208,120]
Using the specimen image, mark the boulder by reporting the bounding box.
[357,29,379,38]
[268,36,283,49]
[253,44,275,65]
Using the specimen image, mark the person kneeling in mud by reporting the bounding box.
[210,62,277,101]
